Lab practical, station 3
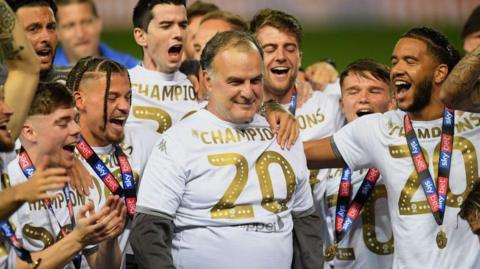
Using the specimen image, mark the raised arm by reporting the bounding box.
[0,0,40,140]
[440,45,480,112]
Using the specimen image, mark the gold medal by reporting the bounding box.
[324,244,337,261]
[436,229,447,249]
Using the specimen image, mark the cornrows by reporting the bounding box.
[66,56,131,128]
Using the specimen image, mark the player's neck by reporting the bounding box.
[264,87,295,105]
[23,146,60,169]
[142,58,176,75]
[407,99,445,121]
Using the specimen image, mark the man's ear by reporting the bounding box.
[21,122,37,144]
[202,69,213,95]
[133,27,147,47]
[74,90,85,111]
[434,64,449,84]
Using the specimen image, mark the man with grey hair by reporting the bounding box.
[131,31,320,269]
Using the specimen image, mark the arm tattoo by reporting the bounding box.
[0,2,23,62]
[442,46,480,110]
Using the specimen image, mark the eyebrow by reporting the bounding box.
[54,116,72,124]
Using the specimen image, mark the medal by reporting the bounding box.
[436,229,447,249]
[324,243,337,261]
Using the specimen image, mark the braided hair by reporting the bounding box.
[66,56,130,128]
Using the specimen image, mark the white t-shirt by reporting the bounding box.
[76,123,159,263]
[127,65,204,134]
[333,109,480,269]
[137,109,313,269]
[291,89,345,255]
[8,156,93,269]
[322,168,393,269]
[296,90,345,142]
[0,152,16,269]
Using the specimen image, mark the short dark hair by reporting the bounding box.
[401,27,460,73]
[6,0,57,15]
[340,59,391,95]
[56,0,98,18]
[187,1,219,21]
[200,31,263,72]
[133,0,186,31]
[462,6,480,40]
[459,182,480,222]
[200,10,248,32]
[250,8,303,46]
[28,82,74,116]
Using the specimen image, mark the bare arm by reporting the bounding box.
[440,45,480,112]
[303,137,346,169]
[0,167,68,220]
[16,196,125,269]
[0,0,40,140]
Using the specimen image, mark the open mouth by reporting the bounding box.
[0,122,8,131]
[36,47,51,57]
[168,44,183,55]
[271,67,289,75]
[394,80,412,94]
[63,144,76,153]
[109,118,125,127]
[356,109,373,117]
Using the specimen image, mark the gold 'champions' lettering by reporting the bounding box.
[296,109,325,130]
[28,190,86,211]
[198,127,274,145]
[388,113,480,138]
[133,83,196,102]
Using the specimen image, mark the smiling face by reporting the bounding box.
[57,2,102,63]
[205,46,264,124]
[26,107,80,168]
[391,37,438,113]
[134,4,187,73]
[76,72,131,147]
[16,6,58,72]
[340,72,392,122]
[255,25,300,98]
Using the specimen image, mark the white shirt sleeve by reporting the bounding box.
[332,113,382,171]
[136,133,188,216]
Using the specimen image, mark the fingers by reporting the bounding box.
[266,112,279,136]
[68,158,93,196]
[286,120,300,150]
[276,114,288,149]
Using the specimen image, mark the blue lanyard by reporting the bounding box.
[334,167,381,242]
[76,135,136,217]
[403,108,454,225]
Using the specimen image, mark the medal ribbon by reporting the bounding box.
[76,135,136,216]
[334,167,381,242]
[288,88,297,115]
[0,219,38,268]
[403,108,454,225]
[18,148,81,269]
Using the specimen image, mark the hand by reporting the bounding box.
[67,157,93,196]
[305,62,338,91]
[295,77,313,108]
[72,196,126,246]
[14,159,69,203]
[264,102,300,150]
